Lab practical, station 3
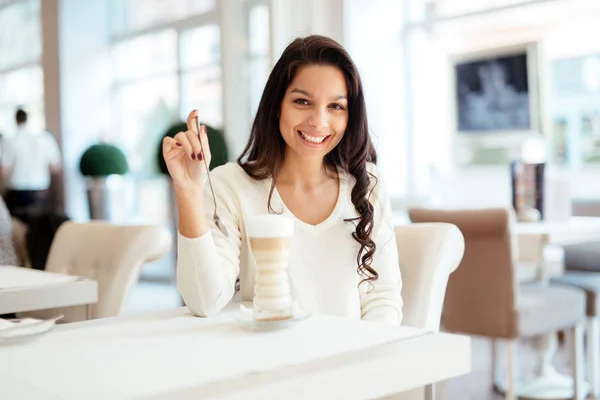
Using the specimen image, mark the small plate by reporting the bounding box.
[234,304,311,332]
[0,316,62,345]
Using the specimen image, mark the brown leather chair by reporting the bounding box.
[408,207,586,400]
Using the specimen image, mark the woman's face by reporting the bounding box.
[279,64,348,161]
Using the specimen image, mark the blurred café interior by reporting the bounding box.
[2,0,600,399]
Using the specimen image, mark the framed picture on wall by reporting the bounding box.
[450,42,543,166]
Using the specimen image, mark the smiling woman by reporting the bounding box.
[166,35,403,326]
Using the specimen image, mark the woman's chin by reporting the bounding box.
[293,144,331,160]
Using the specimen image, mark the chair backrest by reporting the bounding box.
[44,221,172,321]
[408,208,518,339]
[395,223,464,331]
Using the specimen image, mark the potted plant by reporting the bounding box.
[79,143,129,220]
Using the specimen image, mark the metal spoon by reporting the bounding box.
[196,117,228,237]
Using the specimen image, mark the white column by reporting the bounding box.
[401,0,439,205]
[56,0,113,221]
[219,0,251,158]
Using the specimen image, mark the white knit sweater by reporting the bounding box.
[177,162,403,325]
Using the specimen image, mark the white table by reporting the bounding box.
[515,216,600,246]
[0,266,98,318]
[0,307,471,400]
[501,217,600,400]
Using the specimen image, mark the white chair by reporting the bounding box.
[20,221,172,322]
[379,222,465,400]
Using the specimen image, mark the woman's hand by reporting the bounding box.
[162,110,212,190]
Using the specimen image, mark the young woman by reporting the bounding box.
[163,35,403,325]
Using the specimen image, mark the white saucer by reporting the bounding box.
[0,316,61,345]
[234,304,311,332]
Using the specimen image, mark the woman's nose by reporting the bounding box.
[308,107,328,128]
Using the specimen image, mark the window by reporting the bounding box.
[433,0,527,18]
[179,24,220,68]
[0,0,43,136]
[112,30,178,83]
[551,53,600,166]
[0,67,44,134]
[0,0,41,69]
[113,77,179,173]
[179,25,223,128]
[0,66,44,105]
[180,66,222,127]
[110,0,216,36]
[179,24,223,126]
[109,9,224,236]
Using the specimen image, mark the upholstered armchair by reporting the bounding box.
[20,221,172,322]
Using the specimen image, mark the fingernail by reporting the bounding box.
[191,153,196,160]
[176,142,182,147]
[197,153,203,161]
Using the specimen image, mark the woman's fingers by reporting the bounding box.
[162,136,181,150]
[186,129,203,161]
[162,136,183,158]
[173,131,196,160]
[186,109,200,134]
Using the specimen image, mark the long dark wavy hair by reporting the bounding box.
[237,35,379,285]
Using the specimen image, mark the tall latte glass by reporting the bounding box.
[246,215,294,321]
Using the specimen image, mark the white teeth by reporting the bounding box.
[299,131,326,144]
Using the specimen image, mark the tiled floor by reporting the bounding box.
[443,335,596,400]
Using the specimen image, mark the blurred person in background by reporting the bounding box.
[1,109,62,215]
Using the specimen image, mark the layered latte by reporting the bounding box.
[246,215,294,321]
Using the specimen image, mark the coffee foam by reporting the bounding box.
[246,215,294,238]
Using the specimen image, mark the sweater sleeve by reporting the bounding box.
[359,164,403,325]
[176,169,242,317]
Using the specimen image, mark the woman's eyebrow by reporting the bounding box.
[290,88,347,101]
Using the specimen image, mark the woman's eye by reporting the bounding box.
[293,99,310,105]
[329,103,345,110]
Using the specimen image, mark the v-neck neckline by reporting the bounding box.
[271,168,348,235]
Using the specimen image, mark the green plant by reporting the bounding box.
[157,121,229,175]
[79,143,129,177]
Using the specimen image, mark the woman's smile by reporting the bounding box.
[297,130,332,147]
